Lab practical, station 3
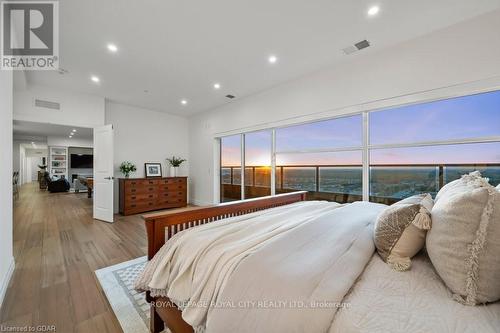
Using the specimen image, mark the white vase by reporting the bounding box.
[170,166,178,177]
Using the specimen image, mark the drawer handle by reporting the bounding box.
[148,202,153,206]
[131,182,136,185]
[149,181,154,184]
[178,192,182,195]
[131,204,136,208]
[131,189,136,192]
[149,187,154,191]
[149,195,153,198]
[131,196,136,200]
[164,193,169,197]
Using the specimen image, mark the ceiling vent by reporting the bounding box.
[342,39,371,55]
[225,94,235,99]
[34,98,61,110]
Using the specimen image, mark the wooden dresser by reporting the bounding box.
[119,177,187,215]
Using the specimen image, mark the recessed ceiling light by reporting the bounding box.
[72,129,76,132]
[213,83,221,90]
[268,55,278,64]
[367,5,380,16]
[31,142,34,144]
[68,135,72,138]
[181,99,188,105]
[107,43,118,52]
[91,75,100,83]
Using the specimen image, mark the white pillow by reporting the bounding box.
[427,171,500,305]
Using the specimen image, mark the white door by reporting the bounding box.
[93,124,114,223]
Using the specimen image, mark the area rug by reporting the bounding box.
[96,256,161,333]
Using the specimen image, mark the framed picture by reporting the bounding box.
[145,163,162,178]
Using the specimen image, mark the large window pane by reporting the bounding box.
[370,142,500,204]
[370,90,500,145]
[244,130,272,199]
[276,115,362,151]
[220,135,241,202]
[276,151,362,203]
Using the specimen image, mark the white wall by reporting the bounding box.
[47,135,93,148]
[14,84,105,128]
[188,9,500,205]
[105,102,190,213]
[0,69,14,307]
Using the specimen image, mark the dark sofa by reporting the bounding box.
[44,173,70,193]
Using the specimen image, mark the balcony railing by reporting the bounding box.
[220,164,500,205]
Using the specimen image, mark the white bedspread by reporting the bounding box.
[207,201,385,333]
[330,253,500,333]
[135,200,386,333]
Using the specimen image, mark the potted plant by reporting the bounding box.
[166,156,186,177]
[119,161,137,178]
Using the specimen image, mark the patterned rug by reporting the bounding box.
[95,256,160,333]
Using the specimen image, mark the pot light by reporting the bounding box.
[268,55,278,64]
[91,75,100,83]
[213,83,221,90]
[367,5,380,16]
[68,135,72,138]
[72,129,76,132]
[107,43,118,53]
[181,99,188,105]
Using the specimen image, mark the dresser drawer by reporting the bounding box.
[158,178,185,185]
[127,179,159,187]
[158,184,187,193]
[125,186,157,195]
[158,190,185,199]
[125,193,157,203]
[126,200,156,210]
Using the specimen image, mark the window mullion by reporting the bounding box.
[271,129,276,196]
[362,112,370,201]
[240,134,245,200]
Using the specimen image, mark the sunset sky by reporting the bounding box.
[222,91,500,166]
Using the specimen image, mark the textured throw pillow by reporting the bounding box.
[374,193,433,271]
[427,171,500,305]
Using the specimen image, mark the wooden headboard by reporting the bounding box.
[142,191,308,259]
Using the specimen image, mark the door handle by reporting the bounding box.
[104,176,114,180]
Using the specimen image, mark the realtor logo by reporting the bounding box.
[1,1,59,70]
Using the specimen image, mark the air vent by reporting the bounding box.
[225,94,235,99]
[342,39,371,55]
[34,99,60,110]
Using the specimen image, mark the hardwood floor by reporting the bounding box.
[0,182,193,332]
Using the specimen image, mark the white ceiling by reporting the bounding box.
[13,120,93,140]
[25,0,500,116]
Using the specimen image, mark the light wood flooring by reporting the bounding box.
[0,182,193,332]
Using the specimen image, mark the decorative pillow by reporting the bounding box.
[427,171,500,305]
[374,193,433,271]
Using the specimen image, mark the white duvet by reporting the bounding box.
[135,200,386,332]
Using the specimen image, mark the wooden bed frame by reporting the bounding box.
[141,191,308,333]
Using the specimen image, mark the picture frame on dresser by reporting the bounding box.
[145,163,162,178]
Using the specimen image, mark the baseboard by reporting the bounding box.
[0,257,15,309]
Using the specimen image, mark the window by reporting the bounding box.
[244,130,272,199]
[369,91,500,204]
[275,115,363,203]
[218,90,500,204]
[276,115,362,151]
[275,151,362,202]
[370,91,500,145]
[220,135,241,202]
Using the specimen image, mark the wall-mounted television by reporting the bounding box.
[70,154,93,168]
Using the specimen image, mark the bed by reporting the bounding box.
[137,192,500,333]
